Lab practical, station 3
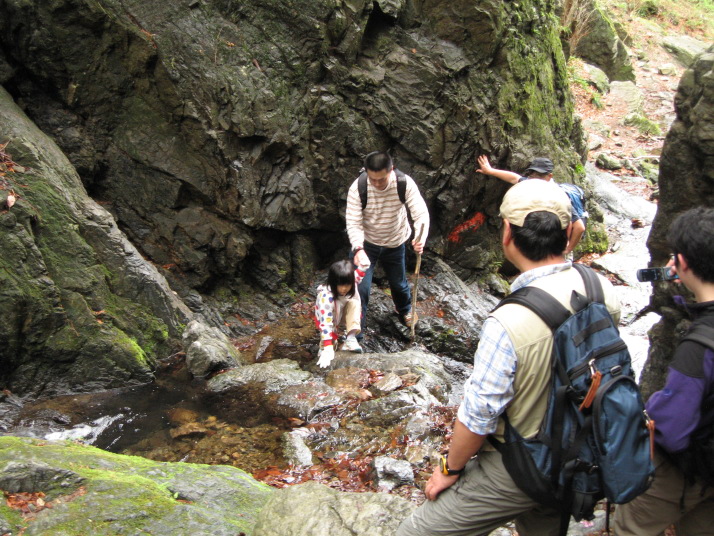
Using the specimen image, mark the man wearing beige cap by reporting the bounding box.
[397,180,620,536]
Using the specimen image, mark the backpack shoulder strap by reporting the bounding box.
[495,286,571,332]
[680,323,714,351]
[357,171,368,210]
[572,263,605,304]
[395,169,407,204]
[358,169,407,209]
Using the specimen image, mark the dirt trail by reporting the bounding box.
[572,11,692,200]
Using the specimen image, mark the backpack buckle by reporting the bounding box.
[571,459,598,474]
[565,385,585,405]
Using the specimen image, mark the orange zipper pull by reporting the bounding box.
[644,411,656,460]
[579,360,602,411]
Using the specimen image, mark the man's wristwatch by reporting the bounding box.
[439,455,464,476]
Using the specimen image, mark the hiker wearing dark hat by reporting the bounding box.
[396,179,620,536]
[476,155,587,256]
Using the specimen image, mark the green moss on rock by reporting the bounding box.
[0,87,179,396]
[0,436,273,536]
[578,221,609,255]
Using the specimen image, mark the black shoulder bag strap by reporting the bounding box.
[395,169,407,204]
[495,286,571,331]
[357,171,368,210]
[572,263,605,304]
[493,282,574,500]
[680,323,714,351]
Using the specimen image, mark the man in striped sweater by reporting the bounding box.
[346,152,430,336]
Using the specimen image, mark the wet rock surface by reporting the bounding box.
[586,163,660,377]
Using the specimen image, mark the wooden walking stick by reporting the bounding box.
[410,224,425,340]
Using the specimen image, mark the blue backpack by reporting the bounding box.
[489,263,654,535]
[559,183,586,221]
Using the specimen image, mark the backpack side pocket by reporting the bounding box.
[592,375,654,503]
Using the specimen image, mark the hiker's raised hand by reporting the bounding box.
[666,256,682,284]
[476,155,493,175]
[424,467,459,501]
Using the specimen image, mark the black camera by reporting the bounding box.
[636,267,679,282]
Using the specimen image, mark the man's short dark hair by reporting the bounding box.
[364,151,393,172]
[667,207,714,283]
[511,211,568,261]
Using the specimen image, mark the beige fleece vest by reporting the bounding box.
[488,266,620,443]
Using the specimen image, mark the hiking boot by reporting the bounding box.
[342,336,363,353]
[402,311,418,328]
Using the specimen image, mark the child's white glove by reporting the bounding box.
[317,346,335,368]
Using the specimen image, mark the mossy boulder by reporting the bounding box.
[0,436,272,536]
[572,0,635,82]
[0,85,191,397]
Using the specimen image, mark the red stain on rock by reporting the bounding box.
[448,212,486,243]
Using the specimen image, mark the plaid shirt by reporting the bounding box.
[457,262,572,435]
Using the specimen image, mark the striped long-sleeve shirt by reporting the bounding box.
[345,170,430,249]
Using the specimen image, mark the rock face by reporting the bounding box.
[0,0,583,308]
[0,0,589,394]
[0,86,191,398]
[640,46,714,398]
[0,436,273,536]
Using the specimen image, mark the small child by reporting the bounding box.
[314,258,370,368]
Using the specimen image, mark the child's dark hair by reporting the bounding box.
[328,260,356,298]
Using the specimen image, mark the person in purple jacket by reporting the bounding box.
[614,207,714,535]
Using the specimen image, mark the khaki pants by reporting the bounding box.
[613,452,714,536]
[396,450,561,536]
[341,296,361,336]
